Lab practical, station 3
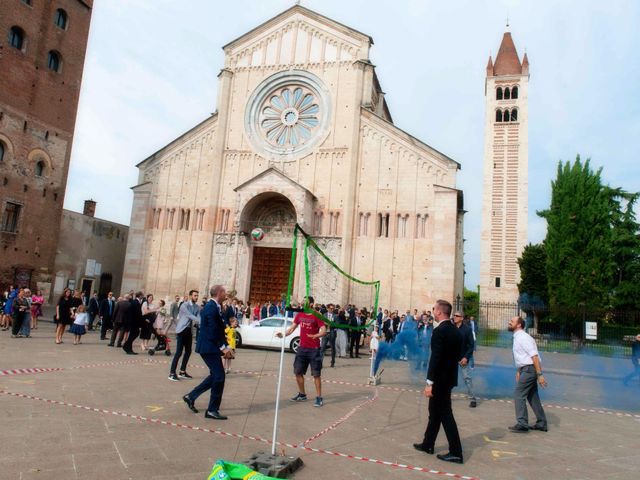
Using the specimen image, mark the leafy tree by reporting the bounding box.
[517,243,548,331]
[610,193,640,310]
[538,157,615,311]
[517,243,548,304]
[463,288,479,319]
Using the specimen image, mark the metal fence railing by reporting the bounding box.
[454,299,639,358]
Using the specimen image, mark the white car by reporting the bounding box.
[236,316,301,353]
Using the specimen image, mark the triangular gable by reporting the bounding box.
[223,5,372,68]
[234,167,316,199]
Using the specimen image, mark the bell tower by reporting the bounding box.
[479,28,529,302]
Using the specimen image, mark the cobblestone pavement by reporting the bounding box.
[1,323,638,480]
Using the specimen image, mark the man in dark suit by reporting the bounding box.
[414,299,464,464]
[99,292,116,340]
[108,294,132,347]
[122,291,144,354]
[87,292,100,330]
[183,285,233,420]
[349,310,363,358]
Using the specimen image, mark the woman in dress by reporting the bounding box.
[30,289,44,330]
[55,288,74,344]
[140,293,158,351]
[1,286,16,331]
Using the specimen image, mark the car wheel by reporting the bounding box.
[235,332,242,348]
[290,337,300,353]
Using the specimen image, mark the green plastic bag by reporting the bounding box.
[207,460,280,480]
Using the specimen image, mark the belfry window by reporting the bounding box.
[504,87,511,100]
[503,110,510,122]
[496,87,503,100]
[511,86,518,99]
[511,109,518,122]
[495,110,503,123]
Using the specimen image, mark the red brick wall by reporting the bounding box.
[0,0,92,293]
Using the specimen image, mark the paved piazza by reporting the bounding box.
[2,323,639,480]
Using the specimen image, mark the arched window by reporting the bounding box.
[9,26,25,50]
[54,9,68,30]
[510,109,518,122]
[503,110,510,122]
[35,160,44,177]
[495,110,503,122]
[0,142,5,162]
[504,87,511,100]
[511,86,518,99]
[496,87,503,100]
[47,51,61,72]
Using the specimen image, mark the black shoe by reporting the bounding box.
[100,337,106,340]
[508,424,529,433]
[178,371,193,379]
[124,350,138,355]
[182,395,198,413]
[437,453,463,464]
[107,343,114,347]
[413,443,434,454]
[469,400,477,408]
[204,410,227,420]
[530,424,548,432]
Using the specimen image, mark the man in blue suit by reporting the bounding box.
[182,285,234,420]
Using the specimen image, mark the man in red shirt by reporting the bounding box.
[277,296,327,407]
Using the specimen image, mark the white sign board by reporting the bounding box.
[85,259,96,277]
[585,321,598,340]
[95,263,102,276]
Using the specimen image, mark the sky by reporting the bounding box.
[64,0,640,289]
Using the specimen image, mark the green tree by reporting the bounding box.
[463,288,479,319]
[517,243,548,304]
[610,193,640,311]
[517,243,549,332]
[538,157,615,311]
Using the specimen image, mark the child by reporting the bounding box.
[370,325,380,358]
[153,300,168,350]
[224,317,238,374]
[70,305,88,345]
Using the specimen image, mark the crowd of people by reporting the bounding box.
[1,285,44,337]
[6,283,639,466]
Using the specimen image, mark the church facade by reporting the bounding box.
[121,5,464,311]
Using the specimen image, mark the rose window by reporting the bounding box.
[260,87,320,147]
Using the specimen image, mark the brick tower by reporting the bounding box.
[0,0,93,297]
[479,27,529,302]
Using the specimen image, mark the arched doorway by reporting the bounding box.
[239,193,297,306]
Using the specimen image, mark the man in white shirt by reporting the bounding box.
[508,316,548,433]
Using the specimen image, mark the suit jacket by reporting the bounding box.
[99,298,116,320]
[112,299,132,326]
[196,299,228,355]
[129,298,143,328]
[427,319,463,389]
[88,297,100,315]
[459,322,475,361]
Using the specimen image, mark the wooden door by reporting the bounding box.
[249,247,292,306]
